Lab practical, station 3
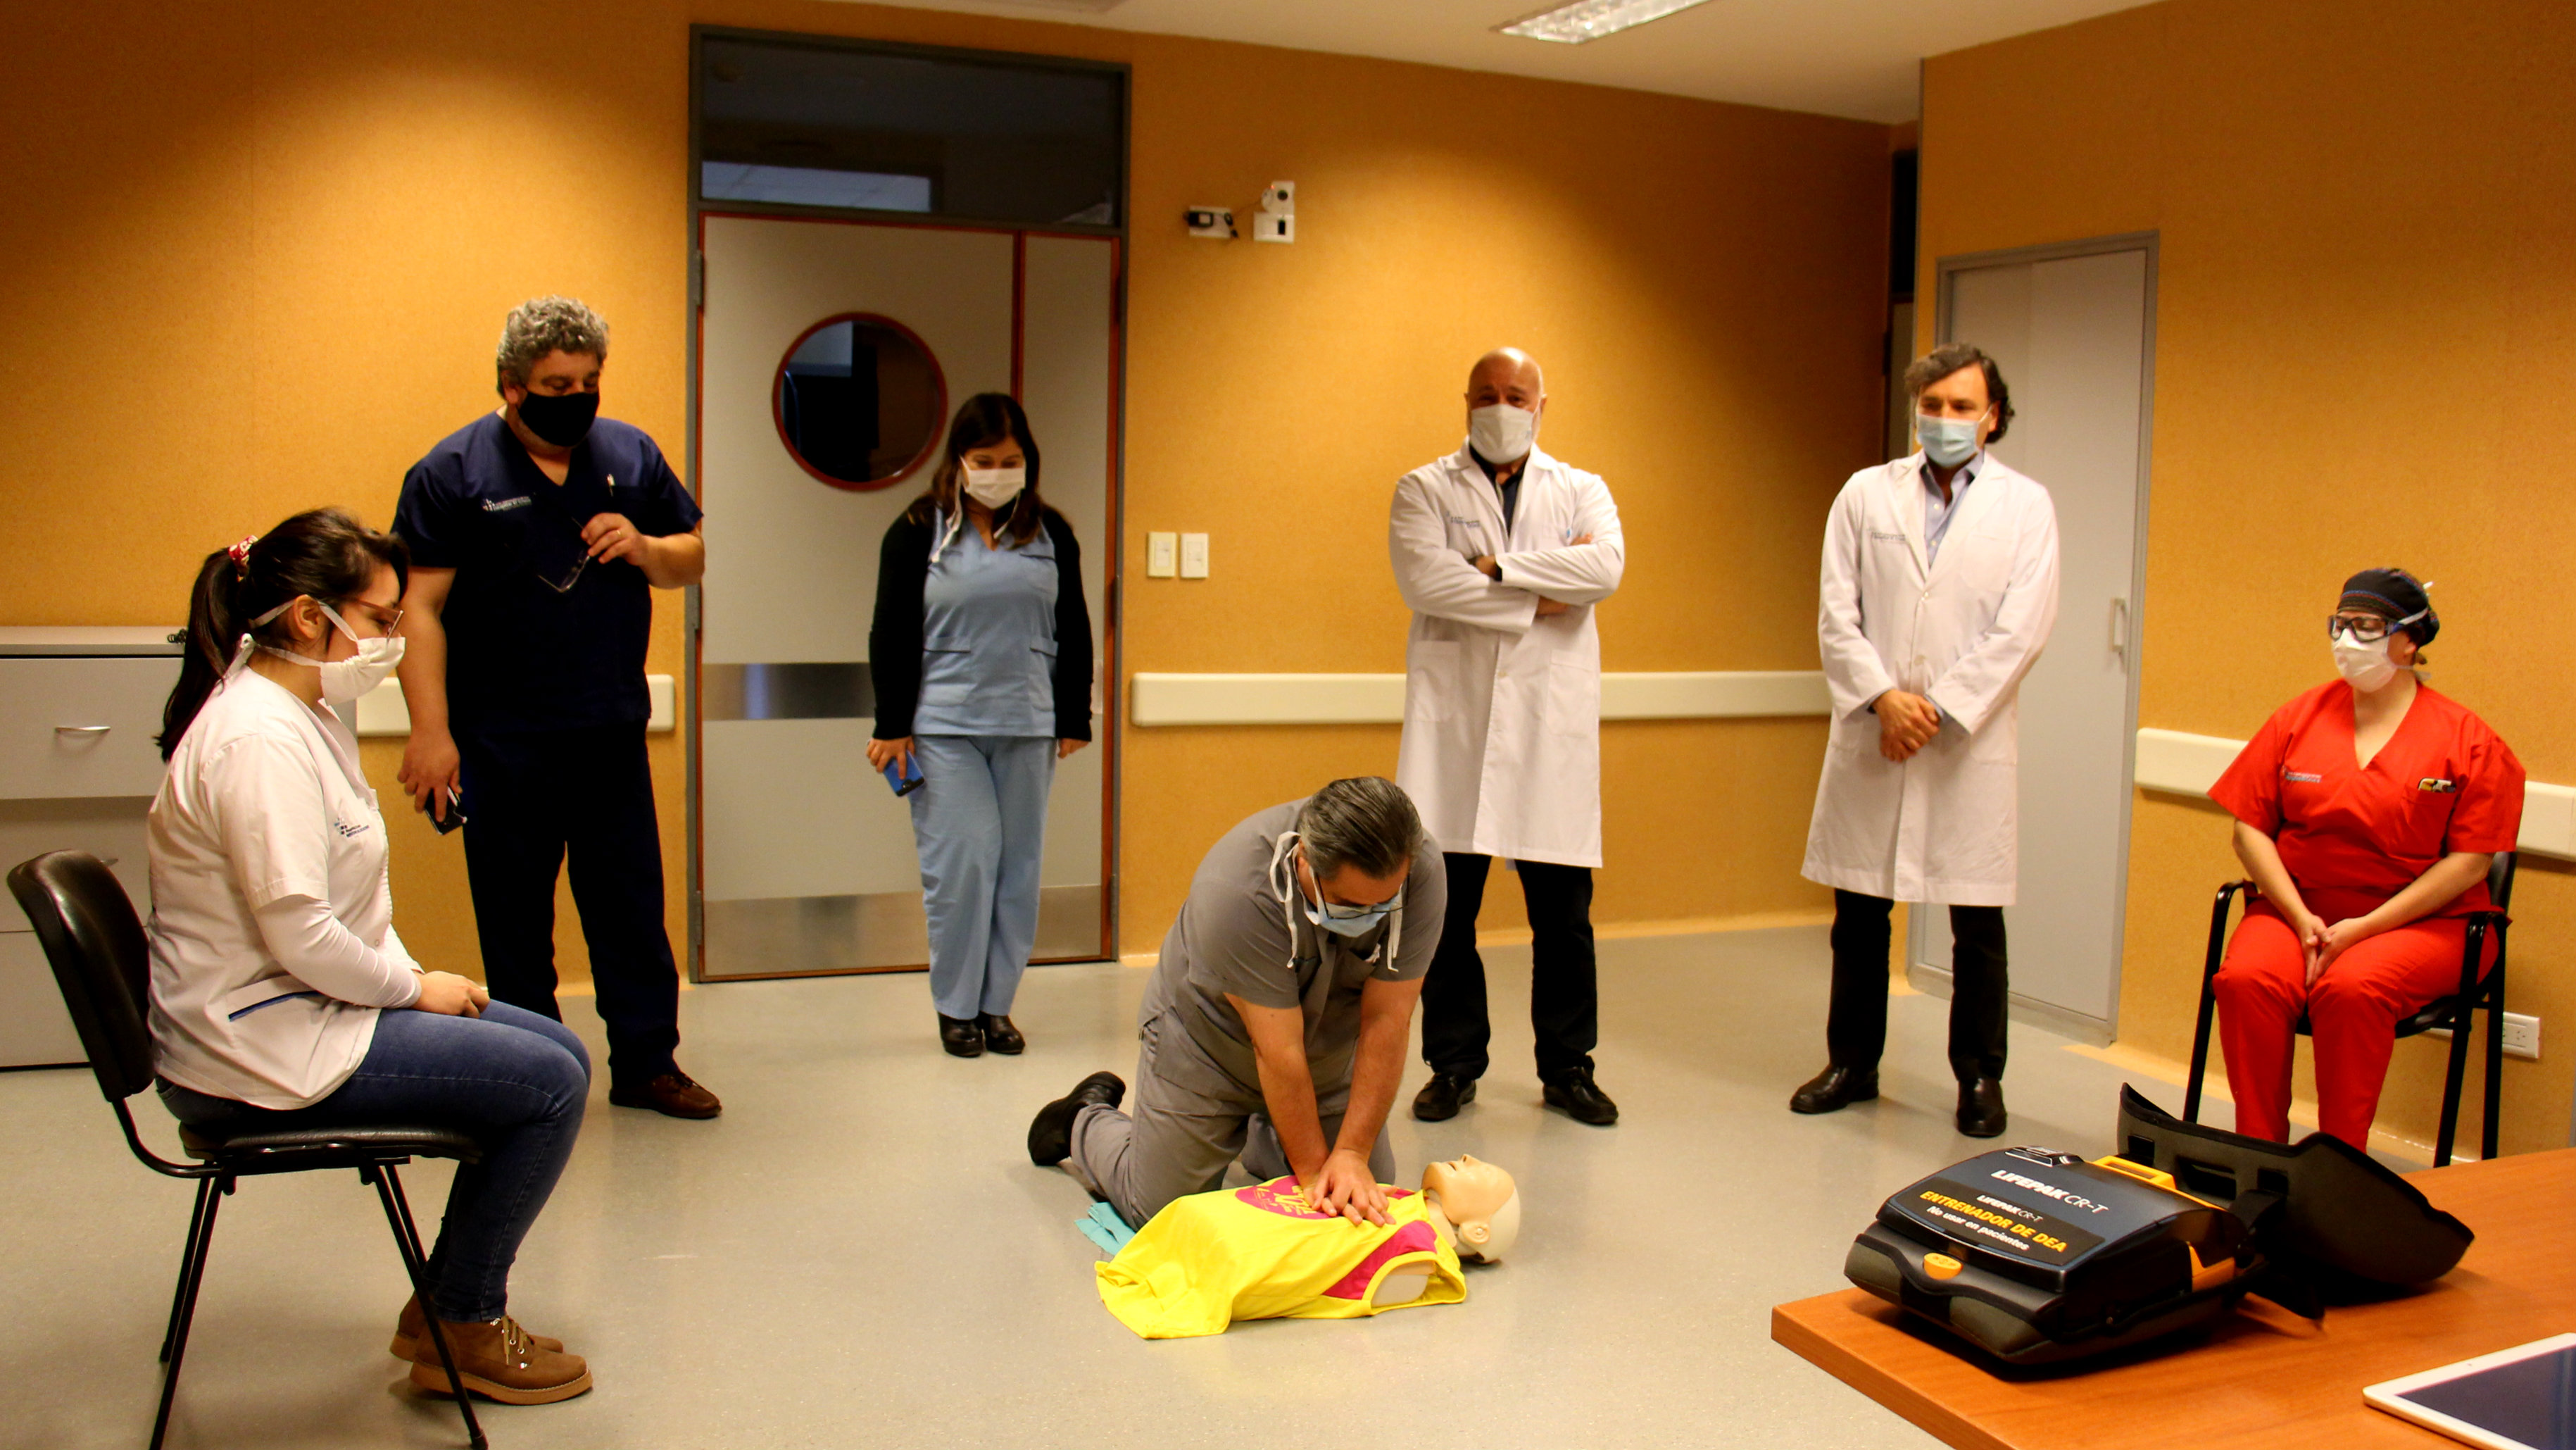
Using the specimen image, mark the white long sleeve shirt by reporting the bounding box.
[147,663,422,1108]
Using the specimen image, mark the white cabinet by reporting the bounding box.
[0,628,180,1068]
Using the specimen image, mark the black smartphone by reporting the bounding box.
[421,788,467,835]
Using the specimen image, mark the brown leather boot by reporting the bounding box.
[390,1295,560,1360]
[409,1315,593,1404]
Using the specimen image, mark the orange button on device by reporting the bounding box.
[1923,1253,1964,1280]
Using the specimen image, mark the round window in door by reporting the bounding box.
[772,313,948,491]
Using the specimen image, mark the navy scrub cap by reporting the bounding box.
[2339,567,2439,646]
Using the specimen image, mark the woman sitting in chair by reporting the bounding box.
[2209,567,2522,1148]
[149,509,593,1404]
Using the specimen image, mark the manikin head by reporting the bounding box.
[1423,1155,1520,1263]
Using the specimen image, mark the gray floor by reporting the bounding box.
[4,926,2191,1449]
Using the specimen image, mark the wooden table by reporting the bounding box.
[1773,1148,2576,1449]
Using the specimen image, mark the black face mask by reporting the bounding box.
[515,389,600,448]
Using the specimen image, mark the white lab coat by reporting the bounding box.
[1391,445,1625,868]
[1802,452,2061,906]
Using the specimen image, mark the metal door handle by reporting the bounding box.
[54,725,111,735]
[2110,598,2130,661]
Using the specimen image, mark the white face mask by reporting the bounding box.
[253,600,405,703]
[2331,627,2400,693]
[962,466,1025,510]
[1468,403,1538,465]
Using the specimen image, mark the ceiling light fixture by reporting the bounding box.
[1494,0,1712,44]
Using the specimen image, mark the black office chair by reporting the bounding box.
[2182,851,2513,1168]
[6,851,490,1450]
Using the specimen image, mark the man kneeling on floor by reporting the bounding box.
[1029,777,1445,1227]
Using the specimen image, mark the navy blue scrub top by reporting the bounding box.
[914,511,1059,738]
[394,411,702,735]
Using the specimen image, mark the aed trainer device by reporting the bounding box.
[1847,1146,2251,1365]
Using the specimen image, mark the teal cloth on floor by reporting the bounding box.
[1077,1200,1135,1257]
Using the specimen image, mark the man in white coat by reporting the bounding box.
[1793,343,2059,1138]
[1391,348,1626,1127]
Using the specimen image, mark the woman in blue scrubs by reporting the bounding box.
[867,394,1093,1057]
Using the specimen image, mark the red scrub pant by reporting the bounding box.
[2213,895,2497,1147]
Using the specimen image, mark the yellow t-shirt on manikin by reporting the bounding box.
[1096,1178,1469,1339]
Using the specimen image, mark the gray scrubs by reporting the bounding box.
[1069,799,1446,1226]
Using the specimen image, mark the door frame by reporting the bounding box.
[682,25,1130,980]
[1911,230,2159,1043]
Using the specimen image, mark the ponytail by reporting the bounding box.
[158,508,410,758]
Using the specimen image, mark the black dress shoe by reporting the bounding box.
[1956,1077,2007,1138]
[1027,1070,1126,1165]
[1789,1064,1880,1114]
[1411,1073,1477,1122]
[939,1014,984,1058]
[979,1014,1026,1055]
[1542,1067,1619,1126]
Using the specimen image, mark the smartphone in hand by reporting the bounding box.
[882,752,924,798]
[420,787,467,835]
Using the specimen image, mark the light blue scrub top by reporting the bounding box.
[912,509,1060,738]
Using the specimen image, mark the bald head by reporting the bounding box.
[1464,349,1547,466]
[1466,348,1545,408]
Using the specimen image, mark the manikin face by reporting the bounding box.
[1423,1155,1521,1263]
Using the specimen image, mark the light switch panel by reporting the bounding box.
[1179,532,1210,579]
[1146,532,1177,578]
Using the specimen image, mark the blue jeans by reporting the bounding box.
[908,734,1057,1019]
[158,1001,589,1323]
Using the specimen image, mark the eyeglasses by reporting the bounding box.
[535,554,589,594]
[2327,613,2396,642]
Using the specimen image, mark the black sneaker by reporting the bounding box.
[1027,1071,1126,1165]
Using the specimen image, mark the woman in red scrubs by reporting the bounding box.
[2207,568,2522,1147]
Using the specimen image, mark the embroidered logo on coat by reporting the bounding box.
[2419,778,2457,793]
[481,496,533,513]
[2283,771,2323,783]
[332,818,371,838]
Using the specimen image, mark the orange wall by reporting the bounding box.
[1921,0,2576,1154]
[0,1,1890,978]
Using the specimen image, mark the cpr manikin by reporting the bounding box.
[1092,1159,1519,1339]
[1364,1155,1521,1311]
[1423,1154,1521,1263]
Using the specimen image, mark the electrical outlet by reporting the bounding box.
[1146,532,1176,577]
[1184,206,1235,239]
[1179,532,1210,579]
[2427,1011,2539,1061]
[2503,1011,2539,1061]
[1252,211,1294,244]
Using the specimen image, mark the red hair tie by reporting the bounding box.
[225,535,258,578]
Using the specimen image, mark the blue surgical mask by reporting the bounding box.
[1267,832,1402,947]
[1917,411,1987,468]
[1308,889,1396,938]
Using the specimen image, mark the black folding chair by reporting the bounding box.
[6,851,489,1450]
[2182,851,2513,1167]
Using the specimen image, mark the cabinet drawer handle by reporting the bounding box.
[54,725,113,735]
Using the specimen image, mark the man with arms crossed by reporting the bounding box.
[1029,778,1443,1227]
[1391,347,1625,1127]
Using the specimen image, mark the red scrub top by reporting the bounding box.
[2209,681,2525,917]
